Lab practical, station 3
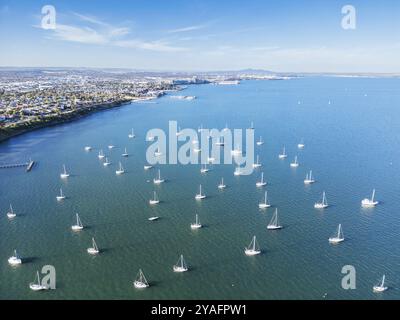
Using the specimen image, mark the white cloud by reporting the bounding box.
[167,24,208,33]
[42,12,186,52]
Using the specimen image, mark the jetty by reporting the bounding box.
[0,159,35,172]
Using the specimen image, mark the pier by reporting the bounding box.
[0,160,35,172]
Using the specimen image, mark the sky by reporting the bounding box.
[0,0,399,72]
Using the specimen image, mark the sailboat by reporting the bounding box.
[190,214,202,229]
[8,249,22,265]
[98,149,105,159]
[128,128,135,138]
[153,169,164,184]
[256,172,267,187]
[154,147,163,157]
[148,215,159,221]
[223,123,229,131]
[103,157,111,166]
[218,177,226,189]
[256,136,264,146]
[278,146,287,159]
[253,155,262,168]
[373,275,388,292]
[267,209,282,230]
[314,191,328,209]
[361,189,379,207]
[298,139,305,149]
[328,224,344,244]
[149,191,160,205]
[6,204,16,219]
[60,164,70,178]
[122,147,129,157]
[290,155,299,167]
[87,237,100,255]
[173,255,189,272]
[56,188,66,201]
[234,166,243,176]
[244,236,261,255]
[215,137,224,146]
[134,269,149,288]
[29,271,48,291]
[71,213,84,231]
[304,170,315,184]
[207,156,216,163]
[115,162,125,175]
[259,191,271,209]
[231,144,242,156]
[108,144,115,149]
[200,163,210,173]
[195,184,206,200]
[84,146,92,151]
[144,164,153,170]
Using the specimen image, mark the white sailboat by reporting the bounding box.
[87,237,100,255]
[231,144,242,156]
[56,188,66,201]
[373,275,388,292]
[207,156,215,163]
[361,189,379,207]
[108,144,115,149]
[128,128,135,138]
[314,191,328,209]
[256,172,267,187]
[134,269,149,288]
[244,236,261,256]
[328,224,344,244]
[98,149,105,159]
[190,214,202,229]
[84,146,92,151]
[215,137,224,146]
[60,164,70,178]
[71,213,84,231]
[144,165,153,170]
[8,249,22,265]
[234,166,243,176]
[154,147,163,157]
[304,170,315,184]
[173,255,188,272]
[290,155,299,167]
[103,157,111,166]
[223,123,229,131]
[122,147,129,157]
[29,271,48,291]
[253,155,262,168]
[149,191,160,205]
[256,136,264,146]
[259,191,271,209]
[278,146,287,159]
[148,215,159,221]
[218,177,226,189]
[298,139,305,149]
[153,169,164,184]
[195,184,206,200]
[200,163,210,173]
[267,209,282,230]
[6,204,16,219]
[115,162,125,175]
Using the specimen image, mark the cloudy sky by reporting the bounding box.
[0,0,399,72]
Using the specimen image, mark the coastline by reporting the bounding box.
[0,98,149,143]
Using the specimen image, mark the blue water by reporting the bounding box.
[0,77,400,299]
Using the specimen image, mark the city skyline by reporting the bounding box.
[1,0,400,72]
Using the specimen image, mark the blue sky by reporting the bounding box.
[0,0,399,72]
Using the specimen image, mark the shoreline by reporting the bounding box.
[0,98,149,143]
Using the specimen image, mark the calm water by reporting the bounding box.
[1,77,400,300]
